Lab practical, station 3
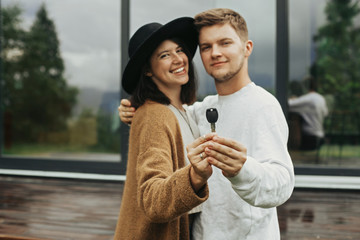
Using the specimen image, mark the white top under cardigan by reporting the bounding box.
[168,104,202,214]
[189,82,295,240]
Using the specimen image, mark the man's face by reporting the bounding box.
[198,23,249,83]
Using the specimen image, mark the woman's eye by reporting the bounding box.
[160,53,169,59]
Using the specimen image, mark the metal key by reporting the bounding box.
[206,108,218,132]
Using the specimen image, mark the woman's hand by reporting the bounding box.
[186,133,217,191]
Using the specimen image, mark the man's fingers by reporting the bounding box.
[205,141,237,160]
[119,99,135,116]
[212,136,245,152]
[118,99,135,124]
[205,146,233,165]
[207,157,241,178]
[204,140,246,168]
[119,105,135,114]
[207,157,235,173]
[120,98,132,107]
[119,109,135,118]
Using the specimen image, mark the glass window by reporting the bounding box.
[130,0,276,98]
[288,0,360,169]
[1,0,121,162]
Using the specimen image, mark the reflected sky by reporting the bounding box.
[2,0,277,93]
[2,0,120,91]
[3,0,358,93]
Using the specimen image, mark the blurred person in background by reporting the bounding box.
[288,76,329,150]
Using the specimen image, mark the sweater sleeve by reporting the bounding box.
[228,104,295,208]
[134,103,208,223]
[288,94,312,108]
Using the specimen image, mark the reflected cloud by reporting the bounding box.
[2,0,120,91]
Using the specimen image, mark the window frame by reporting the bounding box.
[0,0,359,178]
[0,0,129,176]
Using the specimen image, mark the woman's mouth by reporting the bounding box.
[171,67,185,74]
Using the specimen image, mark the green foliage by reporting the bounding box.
[1,3,78,143]
[312,0,360,112]
[94,110,121,153]
[1,4,26,108]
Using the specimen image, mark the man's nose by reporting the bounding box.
[211,45,222,58]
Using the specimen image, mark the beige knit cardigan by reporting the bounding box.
[114,101,209,240]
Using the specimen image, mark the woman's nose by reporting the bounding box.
[172,53,184,64]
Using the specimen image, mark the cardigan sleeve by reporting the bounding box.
[133,103,208,223]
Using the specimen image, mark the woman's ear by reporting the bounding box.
[143,63,152,77]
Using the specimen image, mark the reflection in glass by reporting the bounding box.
[288,76,329,151]
[288,0,360,168]
[1,0,121,162]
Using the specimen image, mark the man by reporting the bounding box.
[119,8,294,240]
[288,76,329,150]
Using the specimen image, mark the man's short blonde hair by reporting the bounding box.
[194,8,248,42]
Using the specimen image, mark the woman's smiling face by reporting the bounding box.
[148,39,189,94]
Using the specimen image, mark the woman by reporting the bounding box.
[114,17,213,240]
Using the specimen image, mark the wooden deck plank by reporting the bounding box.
[0,175,359,239]
[278,189,360,240]
[0,176,121,240]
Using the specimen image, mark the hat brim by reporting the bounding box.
[122,17,198,94]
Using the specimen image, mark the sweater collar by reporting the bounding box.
[217,82,255,103]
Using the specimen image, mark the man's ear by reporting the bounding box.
[145,71,153,77]
[245,40,253,57]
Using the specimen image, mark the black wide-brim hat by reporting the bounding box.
[122,17,198,94]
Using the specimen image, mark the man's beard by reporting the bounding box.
[213,62,243,83]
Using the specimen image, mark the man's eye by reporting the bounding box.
[177,48,184,53]
[201,46,210,51]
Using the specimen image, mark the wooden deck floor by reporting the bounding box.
[0,175,359,240]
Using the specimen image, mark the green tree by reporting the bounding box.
[312,0,360,112]
[1,4,27,147]
[1,5,25,99]
[95,109,121,152]
[11,3,78,142]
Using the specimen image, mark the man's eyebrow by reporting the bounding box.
[200,38,233,45]
[199,43,209,46]
[219,37,233,41]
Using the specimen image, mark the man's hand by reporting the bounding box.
[118,99,135,125]
[205,136,247,178]
[186,133,217,191]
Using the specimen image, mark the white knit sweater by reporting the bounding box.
[189,82,295,240]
